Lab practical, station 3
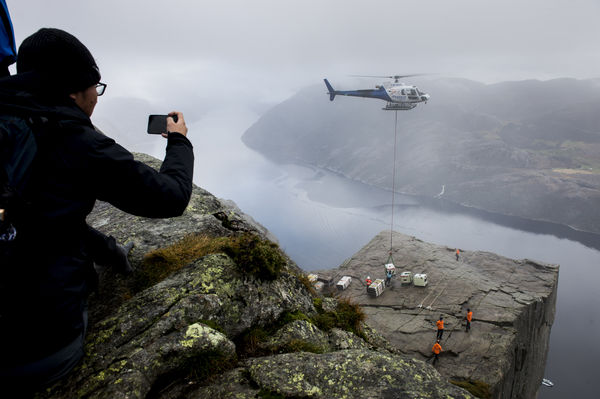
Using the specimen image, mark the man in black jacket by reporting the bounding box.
[0,28,194,390]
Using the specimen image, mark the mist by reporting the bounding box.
[9,0,600,133]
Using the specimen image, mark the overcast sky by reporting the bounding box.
[8,0,600,104]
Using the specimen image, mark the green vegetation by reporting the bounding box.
[134,232,287,291]
[279,310,312,325]
[450,379,492,399]
[220,232,286,280]
[312,297,366,339]
[237,325,271,357]
[294,271,318,296]
[284,339,326,354]
[236,295,367,358]
[147,350,237,399]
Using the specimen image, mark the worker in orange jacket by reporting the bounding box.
[456,248,460,261]
[436,316,444,340]
[466,308,473,332]
[365,276,372,292]
[432,340,442,365]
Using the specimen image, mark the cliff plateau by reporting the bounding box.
[317,231,558,399]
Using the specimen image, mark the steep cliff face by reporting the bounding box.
[317,231,558,399]
[36,154,474,399]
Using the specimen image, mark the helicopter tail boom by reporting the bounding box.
[324,79,336,101]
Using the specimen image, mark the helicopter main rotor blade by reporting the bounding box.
[350,74,429,79]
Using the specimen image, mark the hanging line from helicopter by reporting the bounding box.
[389,110,399,258]
[323,75,431,263]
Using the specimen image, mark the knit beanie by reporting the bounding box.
[16,28,100,96]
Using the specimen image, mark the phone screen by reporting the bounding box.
[147,115,168,134]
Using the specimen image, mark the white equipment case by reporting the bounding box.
[413,273,428,287]
[336,276,352,291]
[384,263,396,276]
[400,271,413,284]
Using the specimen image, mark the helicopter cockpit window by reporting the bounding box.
[401,89,406,95]
[410,89,416,95]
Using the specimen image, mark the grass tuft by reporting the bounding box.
[134,233,287,292]
[312,297,366,338]
[449,379,492,399]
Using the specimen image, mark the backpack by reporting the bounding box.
[0,114,45,242]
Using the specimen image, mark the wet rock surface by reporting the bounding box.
[317,231,559,399]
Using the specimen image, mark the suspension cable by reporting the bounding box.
[390,110,399,252]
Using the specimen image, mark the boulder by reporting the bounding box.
[193,350,475,399]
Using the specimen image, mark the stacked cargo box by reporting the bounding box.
[367,279,385,297]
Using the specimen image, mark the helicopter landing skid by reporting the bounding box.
[383,103,417,111]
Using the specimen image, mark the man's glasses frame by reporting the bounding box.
[96,82,107,96]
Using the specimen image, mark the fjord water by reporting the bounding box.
[170,110,599,398]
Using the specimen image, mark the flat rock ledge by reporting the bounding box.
[318,231,559,399]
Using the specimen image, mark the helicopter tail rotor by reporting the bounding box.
[324,78,336,101]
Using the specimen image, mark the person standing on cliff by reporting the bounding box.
[432,340,442,365]
[466,308,473,332]
[0,28,193,391]
[385,268,393,287]
[456,248,460,261]
[436,316,445,340]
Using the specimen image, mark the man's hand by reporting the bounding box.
[164,111,188,138]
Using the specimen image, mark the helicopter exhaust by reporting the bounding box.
[323,79,336,101]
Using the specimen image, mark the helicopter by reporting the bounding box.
[323,75,430,111]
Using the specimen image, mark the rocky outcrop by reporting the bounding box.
[193,350,474,399]
[36,154,474,399]
[317,231,559,399]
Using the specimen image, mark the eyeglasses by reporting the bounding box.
[95,82,107,96]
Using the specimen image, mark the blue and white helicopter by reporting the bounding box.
[324,75,430,111]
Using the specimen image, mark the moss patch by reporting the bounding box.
[220,233,286,280]
[312,297,366,339]
[237,297,367,358]
[135,233,287,291]
[284,339,326,354]
[147,350,237,399]
[450,379,492,399]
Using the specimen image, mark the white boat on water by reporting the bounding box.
[542,378,554,387]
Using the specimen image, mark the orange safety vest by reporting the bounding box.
[456,249,460,255]
[432,342,442,354]
[467,311,473,322]
[436,320,444,330]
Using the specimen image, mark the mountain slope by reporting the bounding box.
[242,78,600,233]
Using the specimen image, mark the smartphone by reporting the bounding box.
[147,115,168,134]
[147,114,178,134]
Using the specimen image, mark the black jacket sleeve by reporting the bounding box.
[79,128,194,218]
